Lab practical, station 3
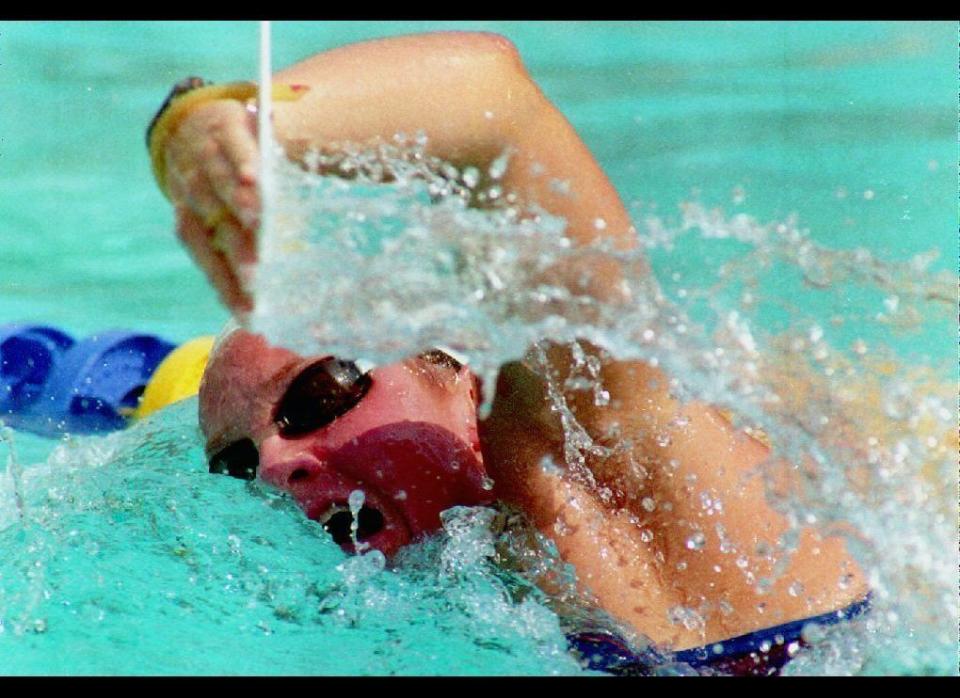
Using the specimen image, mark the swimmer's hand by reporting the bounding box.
[164,99,261,315]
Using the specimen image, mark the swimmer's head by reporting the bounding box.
[198,329,493,557]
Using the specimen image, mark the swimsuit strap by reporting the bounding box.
[673,592,872,667]
[568,593,871,676]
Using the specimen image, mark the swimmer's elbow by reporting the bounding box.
[434,32,526,79]
[465,32,523,65]
[428,30,517,57]
[452,33,542,106]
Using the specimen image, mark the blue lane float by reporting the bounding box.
[0,325,175,436]
[0,324,75,416]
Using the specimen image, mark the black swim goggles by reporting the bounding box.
[208,349,462,480]
[207,356,371,480]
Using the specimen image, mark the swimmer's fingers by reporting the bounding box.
[193,102,261,230]
[212,213,258,289]
[176,206,253,315]
[166,147,224,230]
[166,100,260,231]
[215,106,261,229]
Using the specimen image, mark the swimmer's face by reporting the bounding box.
[199,330,492,558]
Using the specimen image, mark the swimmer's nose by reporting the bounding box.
[257,434,324,489]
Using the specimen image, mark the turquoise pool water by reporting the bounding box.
[0,21,956,675]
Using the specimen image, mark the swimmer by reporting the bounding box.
[151,32,870,674]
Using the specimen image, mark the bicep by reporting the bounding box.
[272,32,538,163]
[271,32,634,248]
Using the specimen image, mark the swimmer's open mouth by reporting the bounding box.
[306,489,410,556]
[318,503,385,547]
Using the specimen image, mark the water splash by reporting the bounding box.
[2,142,954,672]
[256,19,276,283]
[347,488,369,554]
[1,425,26,524]
[250,140,655,397]
[635,201,955,675]
[250,146,955,674]
[0,400,579,674]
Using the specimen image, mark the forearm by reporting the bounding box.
[155,32,639,314]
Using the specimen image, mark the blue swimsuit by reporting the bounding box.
[567,594,871,676]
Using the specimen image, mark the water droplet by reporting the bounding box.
[346,490,368,553]
[364,549,387,571]
[863,189,875,200]
[641,497,656,512]
[462,166,480,189]
[668,605,705,631]
[685,531,706,551]
[488,150,511,180]
[348,489,365,512]
[481,477,495,491]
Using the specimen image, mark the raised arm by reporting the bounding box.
[155,32,634,314]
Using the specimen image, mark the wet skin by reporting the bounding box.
[198,330,870,650]
[199,330,493,557]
